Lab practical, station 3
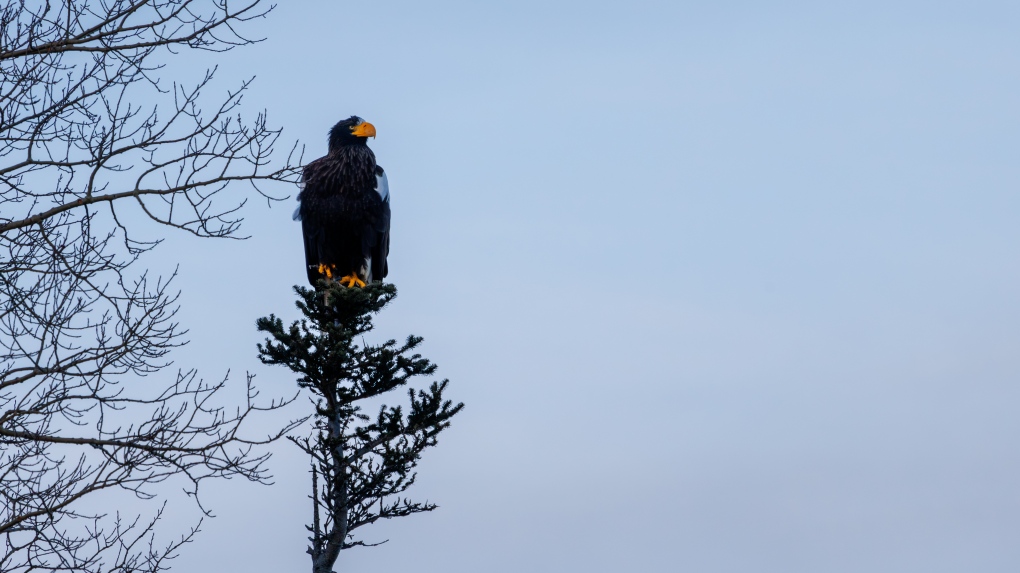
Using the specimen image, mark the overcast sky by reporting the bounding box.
[138,1,1020,571]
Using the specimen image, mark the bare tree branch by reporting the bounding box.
[1,2,304,572]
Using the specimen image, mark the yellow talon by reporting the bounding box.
[338,273,366,288]
[317,264,335,279]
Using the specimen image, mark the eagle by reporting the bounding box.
[294,116,390,288]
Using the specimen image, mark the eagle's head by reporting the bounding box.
[328,116,376,150]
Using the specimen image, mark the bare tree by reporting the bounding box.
[1,2,302,572]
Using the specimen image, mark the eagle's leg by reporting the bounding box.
[338,274,366,288]
[317,264,336,280]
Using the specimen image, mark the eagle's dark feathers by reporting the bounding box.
[294,116,390,286]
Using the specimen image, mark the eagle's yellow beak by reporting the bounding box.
[351,121,376,138]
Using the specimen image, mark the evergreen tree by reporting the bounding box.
[256,283,463,573]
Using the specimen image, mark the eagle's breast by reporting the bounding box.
[298,146,380,225]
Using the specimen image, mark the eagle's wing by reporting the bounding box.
[296,161,326,286]
[370,165,390,282]
[302,219,323,286]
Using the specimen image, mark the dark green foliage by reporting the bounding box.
[256,282,463,573]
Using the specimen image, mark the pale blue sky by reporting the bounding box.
[141,1,1020,571]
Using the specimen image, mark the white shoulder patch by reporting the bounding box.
[293,180,305,221]
[376,170,389,202]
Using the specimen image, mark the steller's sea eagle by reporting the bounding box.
[293,116,390,288]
